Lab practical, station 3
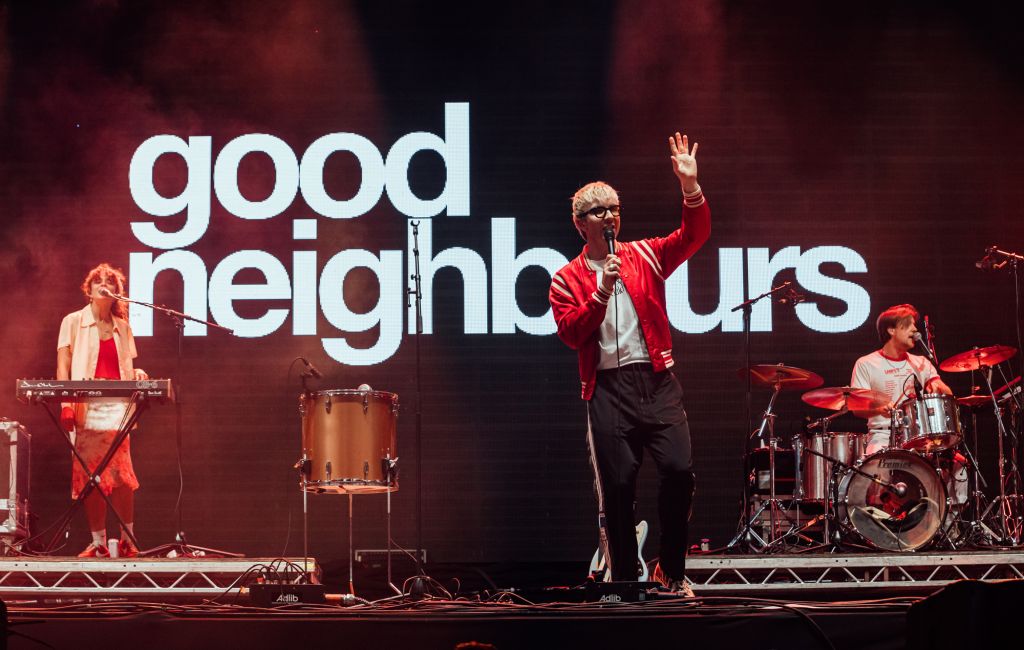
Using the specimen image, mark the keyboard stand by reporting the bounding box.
[35,394,149,554]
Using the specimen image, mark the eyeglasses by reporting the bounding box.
[579,205,621,219]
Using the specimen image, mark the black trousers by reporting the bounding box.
[587,363,695,581]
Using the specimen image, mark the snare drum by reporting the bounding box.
[300,389,399,494]
[898,394,961,452]
[792,432,865,502]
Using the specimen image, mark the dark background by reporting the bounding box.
[1,1,1023,570]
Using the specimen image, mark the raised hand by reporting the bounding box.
[668,132,699,192]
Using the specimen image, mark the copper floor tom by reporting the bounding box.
[300,389,399,494]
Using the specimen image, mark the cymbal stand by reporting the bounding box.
[978,363,1022,544]
[805,409,849,545]
[957,403,997,546]
[726,281,802,552]
[727,379,794,551]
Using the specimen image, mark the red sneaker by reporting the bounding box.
[119,538,139,558]
[77,543,110,558]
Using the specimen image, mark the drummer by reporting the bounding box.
[850,304,952,456]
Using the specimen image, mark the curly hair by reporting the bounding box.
[876,303,918,343]
[80,263,128,320]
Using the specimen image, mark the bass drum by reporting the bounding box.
[835,449,947,551]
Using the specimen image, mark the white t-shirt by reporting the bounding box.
[587,258,651,370]
[850,350,939,432]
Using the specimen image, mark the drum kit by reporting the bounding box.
[735,343,1024,553]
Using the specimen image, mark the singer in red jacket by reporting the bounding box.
[548,133,710,595]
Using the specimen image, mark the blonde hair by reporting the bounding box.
[571,181,619,217]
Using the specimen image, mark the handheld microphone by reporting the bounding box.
[298,357,323,379]
[603,226,616,255]
[913,333,937,364]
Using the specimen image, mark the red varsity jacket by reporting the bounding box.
[549,189,711,399]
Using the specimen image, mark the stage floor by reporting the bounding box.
[3,550,1023,649]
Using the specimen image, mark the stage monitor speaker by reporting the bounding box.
[0,419,30,541]
[907,579,1024,650]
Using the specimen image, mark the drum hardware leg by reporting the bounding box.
[758,383,787,548]
[385,457,402,596]
[967,491,1000,545]
[933,498,962,549]
[726,497,768,551]
[348,493,355,596]
[726,379,787,554]
[979,364,1023,545]
[762,510,826,552]
[295,457,312,583]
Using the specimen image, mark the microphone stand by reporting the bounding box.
[109,293,240,558]
[977,246,1024,543]
[725,281,803,552]
[405,221,429,595]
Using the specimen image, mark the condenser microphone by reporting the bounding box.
[603,226,616,255]
[299,357,323,379]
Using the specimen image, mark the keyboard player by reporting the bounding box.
[56,263,148,558]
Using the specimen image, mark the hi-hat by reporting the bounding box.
[940,345,1018,372]
[738,364,824,391]
[802,386,889,413]
[956,394,992,407]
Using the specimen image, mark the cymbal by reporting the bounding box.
[802,386,889,413]
[940,345,1018,372]
[957,394,992,407]
[738,364,824,391]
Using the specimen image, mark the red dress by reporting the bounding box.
[70,337,140,498]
